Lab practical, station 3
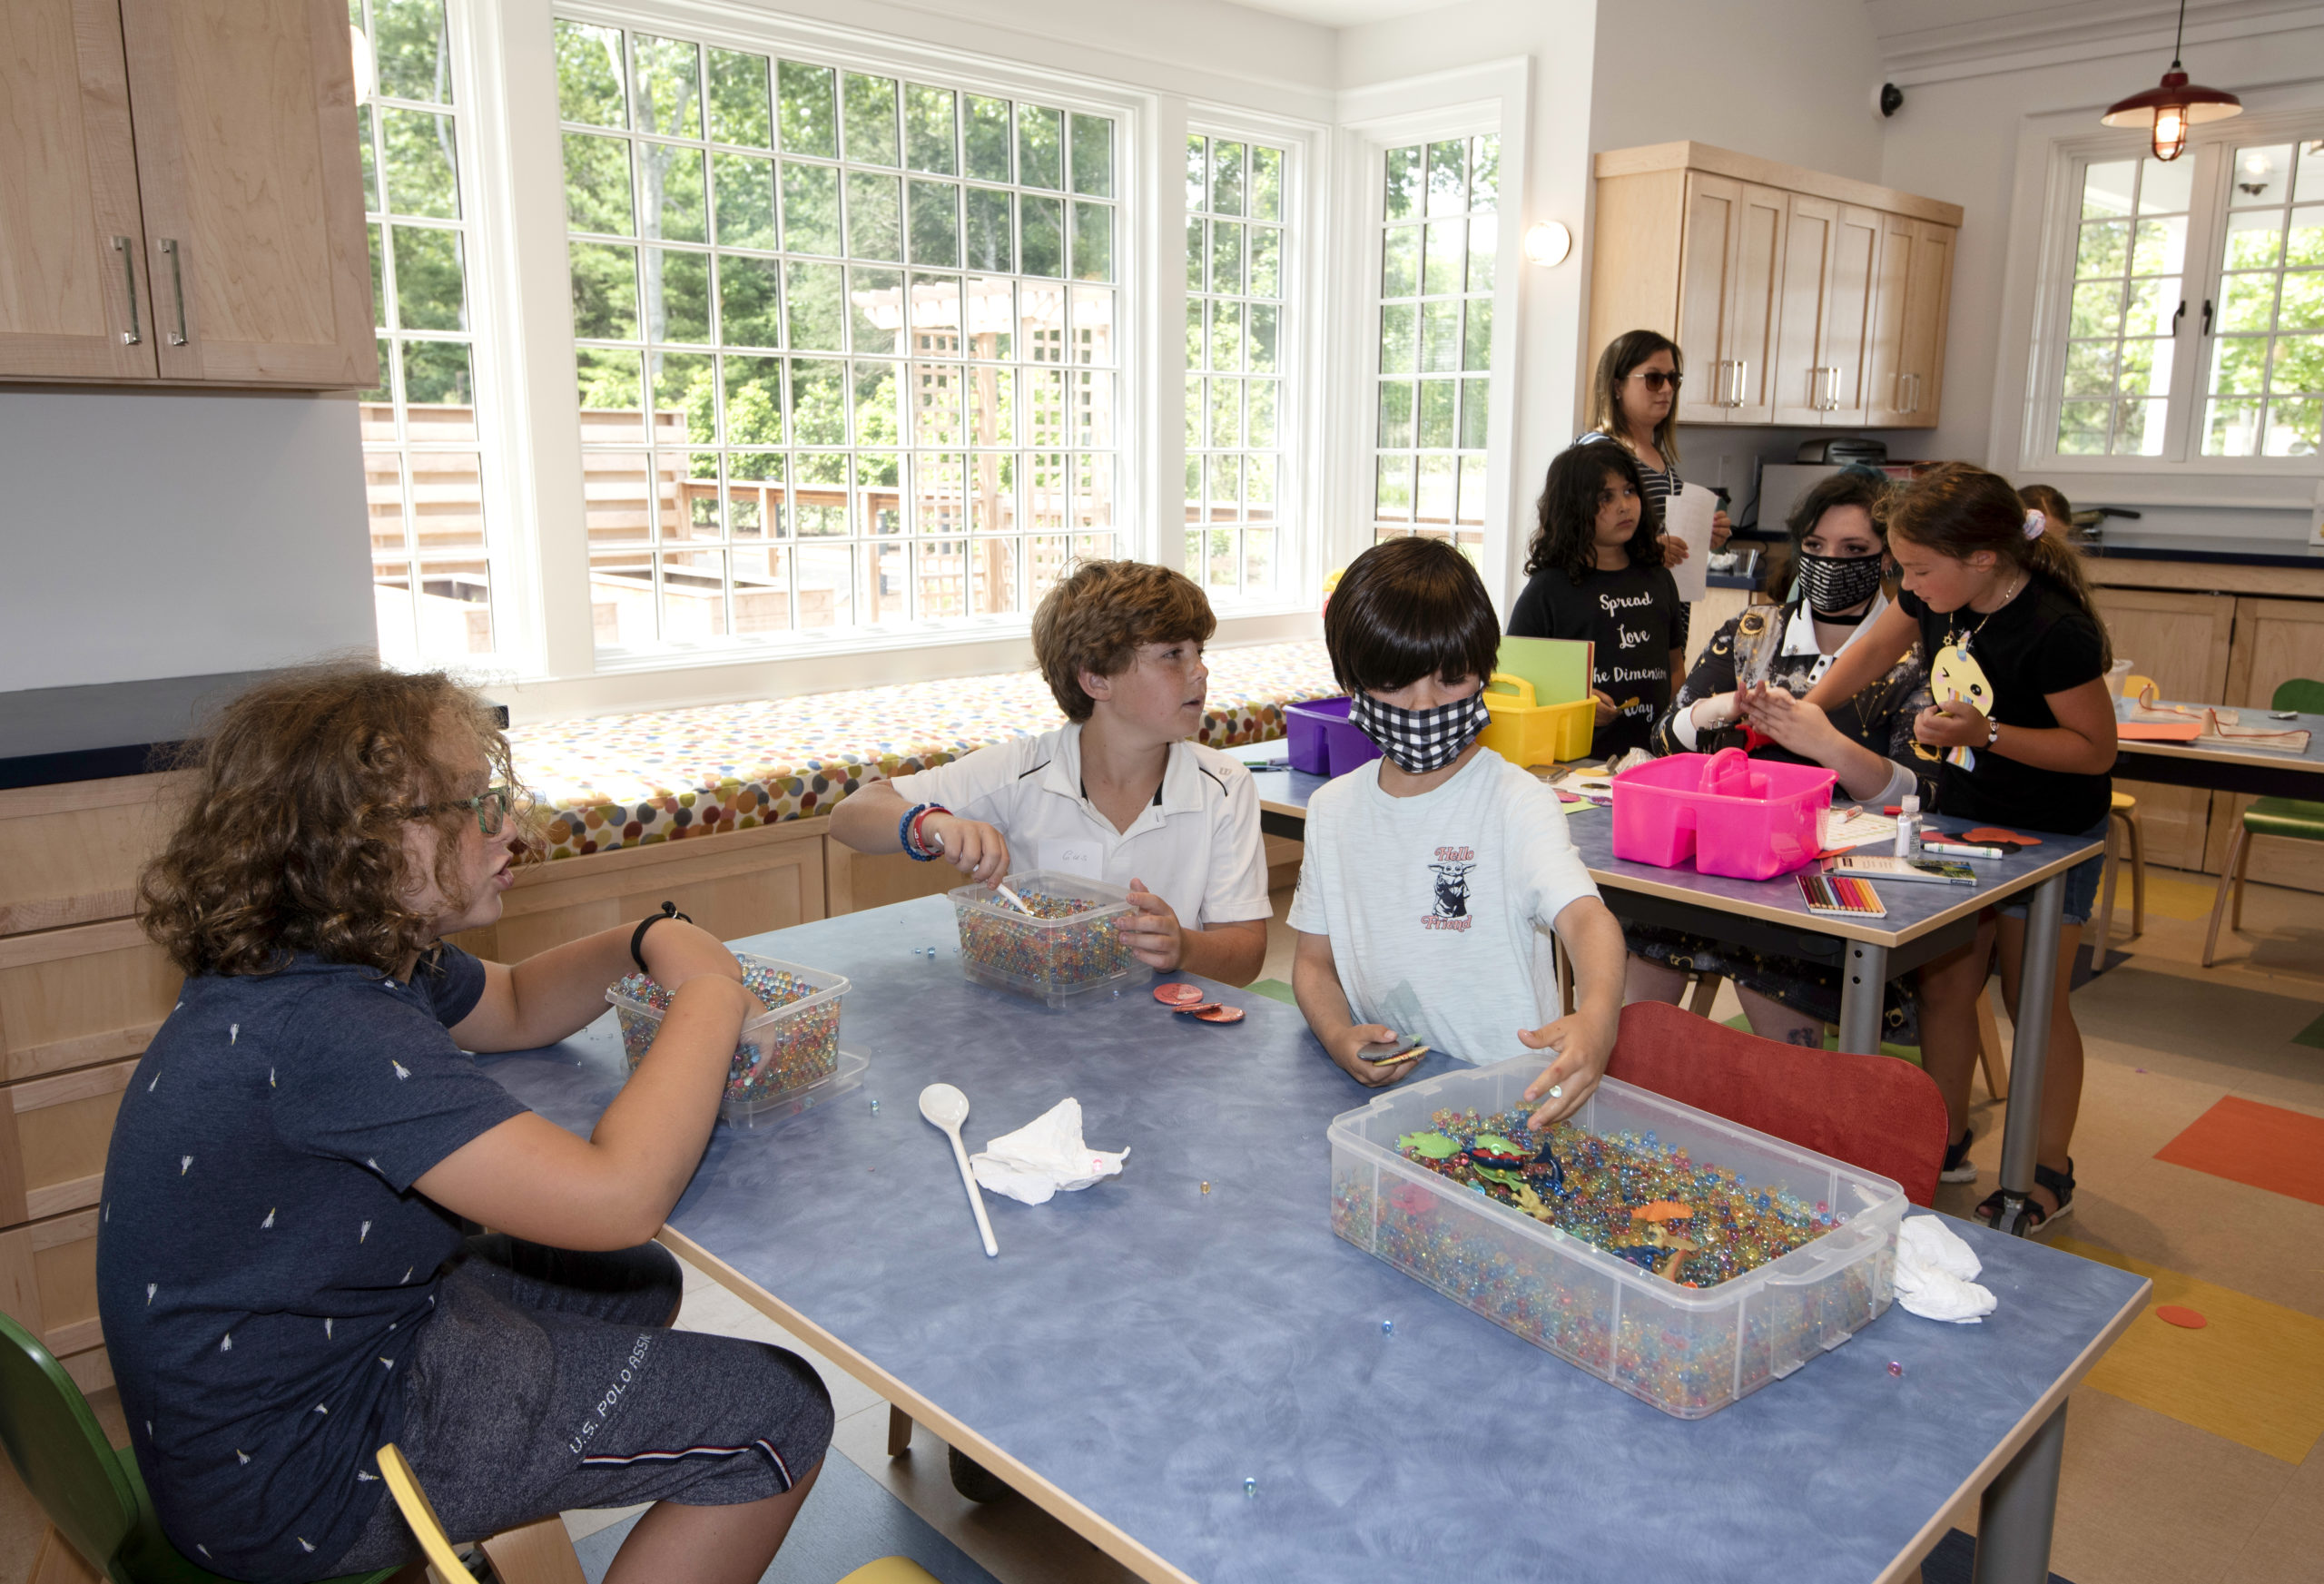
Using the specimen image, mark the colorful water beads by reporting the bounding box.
[956,888,1136,995]
[1387,1107,1837,1289]
[612,961,842,1103]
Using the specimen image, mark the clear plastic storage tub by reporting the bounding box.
[1329,1060,1904,1419]
[950,871,1153,1008]
[1284,697,1382,778]
[724,1048,870,1129]
[1610,746,1836,880]
[608,954,850,1123]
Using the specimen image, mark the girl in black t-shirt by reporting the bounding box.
[1507,444,1687,759]
[1797,463,2118,1235]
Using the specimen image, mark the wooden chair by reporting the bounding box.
[377,1443,586,1584]
[2096,791,2145,951]
[1606,1000,1950,1205]
[0,1309,399,1584]
[2203,677,2324,967]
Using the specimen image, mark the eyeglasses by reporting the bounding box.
[405,785,515,836]
[1627,369,1683,392]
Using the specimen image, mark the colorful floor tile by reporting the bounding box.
[2154,1095,2324,1207]
[2053,1235,2324,1463]
[2292,1009,2324,1051]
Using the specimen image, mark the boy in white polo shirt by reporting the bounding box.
[1289,537,1629,1127]
[831,561,1270,986]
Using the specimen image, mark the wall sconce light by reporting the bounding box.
[1524,221,1572,267]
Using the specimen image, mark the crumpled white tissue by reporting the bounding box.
[1894,1215,1997,1323]
[969,1098,1128,1206]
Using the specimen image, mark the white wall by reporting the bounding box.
[0,389,376,693]
[1879,18,2324,536]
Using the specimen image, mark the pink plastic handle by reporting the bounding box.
[1700,746,1750,795]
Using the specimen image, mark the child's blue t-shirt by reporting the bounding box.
[95,946,526,1578]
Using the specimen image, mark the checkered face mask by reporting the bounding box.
[1348,688,1491,774]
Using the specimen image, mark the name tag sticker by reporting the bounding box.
[1040,840,1103,880]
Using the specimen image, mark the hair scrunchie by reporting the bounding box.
[2023,510,2046,539]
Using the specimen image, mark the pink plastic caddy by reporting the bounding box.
[1610,748,1836,881]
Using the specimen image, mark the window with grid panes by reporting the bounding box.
[354,0,495,664]
[556,19,1119,650]
[2058,155,2192,456]
[1184,134,1286,600]
[2203,139,2324,457]
[1371,135,1496,555]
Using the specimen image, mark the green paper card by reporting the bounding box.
[1495,636,1593,705]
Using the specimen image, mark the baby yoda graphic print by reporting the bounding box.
[1424,847,1476,931]
[1929,639,1994,771]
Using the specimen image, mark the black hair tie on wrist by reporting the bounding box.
[629,900,694,973]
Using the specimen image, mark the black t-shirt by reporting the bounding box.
[1899,581,2111,833]
[1506,560,1688,758]
[96,946,524,1578]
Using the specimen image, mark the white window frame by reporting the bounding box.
[2014,103,2324,493]
[1180,106,1327,615]
[1333,61,1529,609]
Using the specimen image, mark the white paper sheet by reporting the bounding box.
[1665,482,1718,602]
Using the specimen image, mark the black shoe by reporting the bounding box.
[1940,1128,1977,1184]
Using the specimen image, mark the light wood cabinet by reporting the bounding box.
[2089,585,2237,869]
[0,0,373,389]
[2205,595,2324,893]
[1590,143,1960,430]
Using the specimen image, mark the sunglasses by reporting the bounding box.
[1627,369,1683,392]
[405,784,516,836]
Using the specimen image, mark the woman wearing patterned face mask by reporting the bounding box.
[1622,468,1938,1048]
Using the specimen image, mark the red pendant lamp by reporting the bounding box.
[2102,0,2241,161]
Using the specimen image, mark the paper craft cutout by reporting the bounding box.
[2129,682,2311,752]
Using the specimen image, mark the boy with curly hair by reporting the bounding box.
[832,559,1269,985]
[101,666,831,1583]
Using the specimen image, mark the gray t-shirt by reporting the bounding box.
[1287,748,1600,1063]
[96,946,523,1578]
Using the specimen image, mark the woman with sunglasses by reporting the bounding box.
[1576,329,1732,566]
[98,666,831,1584]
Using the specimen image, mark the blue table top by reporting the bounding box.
[1248,763,2106,949]
[2115,703,2324,775]
[478,898,2148,1584]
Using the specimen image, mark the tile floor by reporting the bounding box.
[8,864,2321,1584]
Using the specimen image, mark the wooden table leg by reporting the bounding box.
[888,1403,914,1456]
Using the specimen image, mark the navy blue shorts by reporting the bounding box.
[1995,821,2110,928]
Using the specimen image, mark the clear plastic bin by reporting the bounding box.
[1329,1060,1904,1419]
[1478,673,1597,767]
[950,871,1153,1008]
[724,1048,870,1129]
[1284,697,1382,778]
[608,954,849,1109]
[1610,746,1836,880]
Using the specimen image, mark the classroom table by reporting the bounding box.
[478,899,2148,1584]
[1243,760,2105,1238]
[2109,703,2324,799]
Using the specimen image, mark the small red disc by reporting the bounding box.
[1193,1004,1246,1024]
[1153,983,1205,1005]
[2155,1304,2208,1330]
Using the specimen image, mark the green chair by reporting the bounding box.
[2202,677,2324,966]
[0,1311,397,1584]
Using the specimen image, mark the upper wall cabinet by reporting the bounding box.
[0,0,375,390]
[1590,143,1962,429]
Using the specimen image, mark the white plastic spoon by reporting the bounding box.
[991,881,1034,915]
[919,1083,999,1258]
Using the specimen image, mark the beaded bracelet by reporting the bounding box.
[899,802,950,861]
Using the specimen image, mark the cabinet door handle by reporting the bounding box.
[1735,359,1749,407]
[112,237,142,345]
[159,239,190,347]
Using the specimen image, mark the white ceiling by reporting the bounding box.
[1215,0,1460,26]
[1864,0,2315,74]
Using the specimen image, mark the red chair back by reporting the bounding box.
[1603,1000,1948,1206]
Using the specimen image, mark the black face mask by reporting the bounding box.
[1797,550,1886,620]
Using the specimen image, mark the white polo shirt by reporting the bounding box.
[886,724,1272,927]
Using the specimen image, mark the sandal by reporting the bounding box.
[1940,1128,1977,1184]
[1974,1158,2075,1236]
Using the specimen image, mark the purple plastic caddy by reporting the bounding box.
[1610,747,1836,881]
[1284,697,1383,778]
